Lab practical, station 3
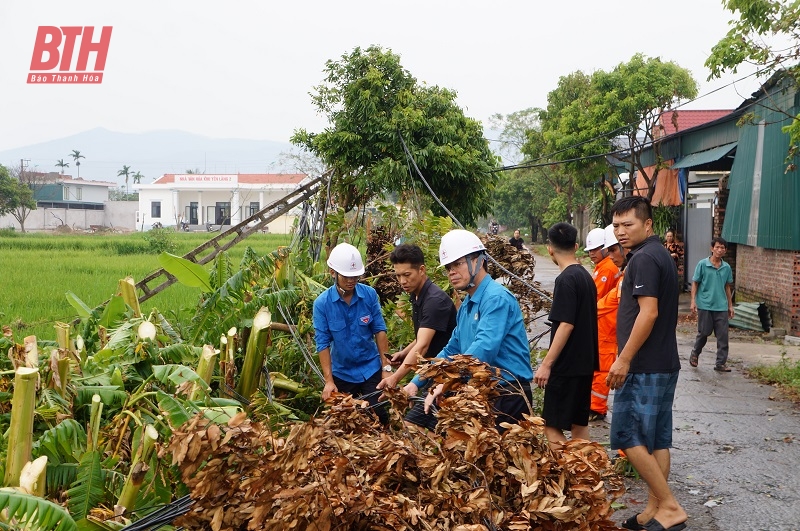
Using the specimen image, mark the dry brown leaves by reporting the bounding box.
[481,235,551,324]
[168,356,625,531]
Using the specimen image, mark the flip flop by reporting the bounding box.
[689,352,698,367]
[641,518,687,531]
[621,514,644,530]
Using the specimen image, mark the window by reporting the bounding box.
[151,201,161,218]
[249,201,260,216]
[63,186,70,200]
[75,187,82,200]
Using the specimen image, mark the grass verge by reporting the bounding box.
[747,352,800,401]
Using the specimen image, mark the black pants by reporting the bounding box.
[333,369,388,425]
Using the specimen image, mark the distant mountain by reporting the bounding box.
[0,128,294,187]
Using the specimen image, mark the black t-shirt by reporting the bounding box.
[548,264,599,376]
[617,235,680,373]
[412,279,457,358]
[509,237,524,250]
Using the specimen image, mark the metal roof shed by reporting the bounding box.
[722,76,800,251]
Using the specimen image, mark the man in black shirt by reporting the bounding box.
[509,229,524,250]
[534,222,599,449]
[377,244,457,389]
[607,196,687,531]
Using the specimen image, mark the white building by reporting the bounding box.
[135,173,309,233]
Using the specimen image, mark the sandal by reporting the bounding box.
[689,352,698,368]
[622,514,644,530]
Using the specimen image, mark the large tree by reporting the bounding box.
[292,46,498,229]
[707,0,800,153]
[0,164,37,232]
[538,57,697,202]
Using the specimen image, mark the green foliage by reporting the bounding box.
[158,253,212,292]
[143,228,177,255]
[707,0,800,156]
[749,353,800,393]
[0,164,37,222]
[651,205,680,240]
[292,45,498,226]
[0,490,77,530]
[537,56,697,201]
[66,450,104,522]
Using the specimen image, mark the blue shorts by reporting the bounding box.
[610,372,678,453]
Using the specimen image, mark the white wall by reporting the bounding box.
[0,201,138,232]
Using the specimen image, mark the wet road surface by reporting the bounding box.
[532,252,800,530]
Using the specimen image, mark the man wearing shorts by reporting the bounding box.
[607,196,687,531]
[534,222,598,449]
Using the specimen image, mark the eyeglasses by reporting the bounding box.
[445,259,467,272]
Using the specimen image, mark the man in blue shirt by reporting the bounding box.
[313,242,391,424]
[404,229,533,432]
[689,237,735,372]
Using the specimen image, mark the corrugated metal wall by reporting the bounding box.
[723,78,800,251]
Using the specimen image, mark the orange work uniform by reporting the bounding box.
[592,256,619,301]
[590,270,624,415]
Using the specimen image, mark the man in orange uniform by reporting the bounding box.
[587,227,619,301]
[590,225,626,421]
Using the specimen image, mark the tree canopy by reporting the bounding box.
[537,55,697,202]
[292,45,498,226]
[707,0,800,150]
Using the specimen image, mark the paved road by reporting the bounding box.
[531,251,800,530]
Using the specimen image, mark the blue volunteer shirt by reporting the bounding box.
[411,275,533,388]
[313,282,387,383]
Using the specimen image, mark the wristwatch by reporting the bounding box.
[383,364,394,373]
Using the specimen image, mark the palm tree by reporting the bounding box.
[132,171,143,185]
[70,150,85,178]
[117,165,132,196]
[55,159,69,174]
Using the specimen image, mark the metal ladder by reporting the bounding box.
[136,175,323,303]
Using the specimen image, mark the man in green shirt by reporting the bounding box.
[689,237,735,372]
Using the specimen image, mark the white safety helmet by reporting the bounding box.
[586,227,606,251]
[438,229,486,266]
[603,224,618,249]
[327,242,365,276]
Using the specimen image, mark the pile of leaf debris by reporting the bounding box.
[168,356,624,530]
[481,234,552,325]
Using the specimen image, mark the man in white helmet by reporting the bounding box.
[591,224,628,421]
[404,229,534,432]
[313,242,391,424]
[586,227,619,301]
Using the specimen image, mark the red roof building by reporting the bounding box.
[653,109,733,139]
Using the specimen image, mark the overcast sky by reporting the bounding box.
[0,0,764,153]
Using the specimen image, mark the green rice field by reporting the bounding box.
[0,229,292,341]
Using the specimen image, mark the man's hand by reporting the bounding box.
[728,306,735,319]
[424,383,444,413]
[322,381,338,401]
[606,358,631,390]
[534,363,551,389]
[403,382,419,397]
[390,351,406,366]
[377,374,397,390]
[690,300,697,314]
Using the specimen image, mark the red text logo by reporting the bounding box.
[28,26,112,84]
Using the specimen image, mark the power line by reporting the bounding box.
[497,64,777,172]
